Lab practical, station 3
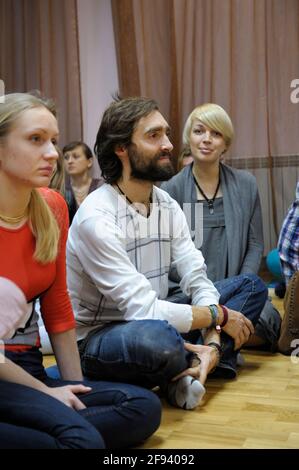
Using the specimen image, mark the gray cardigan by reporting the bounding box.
[161,163,264,278]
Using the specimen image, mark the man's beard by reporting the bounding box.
[128,144,175,182]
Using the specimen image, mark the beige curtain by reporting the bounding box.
[112,0,299,252]
[0,0,82,146]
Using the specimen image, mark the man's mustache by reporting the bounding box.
[157,151,172,159]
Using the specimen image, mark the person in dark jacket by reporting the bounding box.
[63,141,103,224]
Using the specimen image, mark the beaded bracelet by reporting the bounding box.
[208,304,218,328]
[207,341,222,357]
[207,341,222,371]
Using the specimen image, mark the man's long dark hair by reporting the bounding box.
[94,96,158,184]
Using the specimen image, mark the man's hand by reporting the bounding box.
[222,308,254,350]
[172,343,219,385]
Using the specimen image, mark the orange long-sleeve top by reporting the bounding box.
[0,188,75,350]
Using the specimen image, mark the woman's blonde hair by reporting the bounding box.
[0,93,60,264]
[49,146,65,196]
[182,103,234,150]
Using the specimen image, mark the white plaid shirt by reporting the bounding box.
[278,182,299,284]
[67,184,220,340]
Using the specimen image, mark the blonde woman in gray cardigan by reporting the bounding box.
[161,103,281,349]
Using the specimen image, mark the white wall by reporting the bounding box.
[77,0,119,155]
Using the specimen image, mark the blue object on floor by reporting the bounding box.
[266,249,283,281]
[46,365,89,381]
[46,365,61,379]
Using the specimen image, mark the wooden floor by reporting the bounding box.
[140,290,299,449]
[43,289,299,449]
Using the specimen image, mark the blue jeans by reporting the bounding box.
[0,380,104,449]
[79,274,267,394]
[3,349,161,449]
[212,273,268,376]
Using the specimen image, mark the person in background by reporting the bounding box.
[177,147,194,172]
[0,92,161,449]
[63,141,103,224]
[278,182,299,285]
[161,103,281,351]
[277,181,299,354]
